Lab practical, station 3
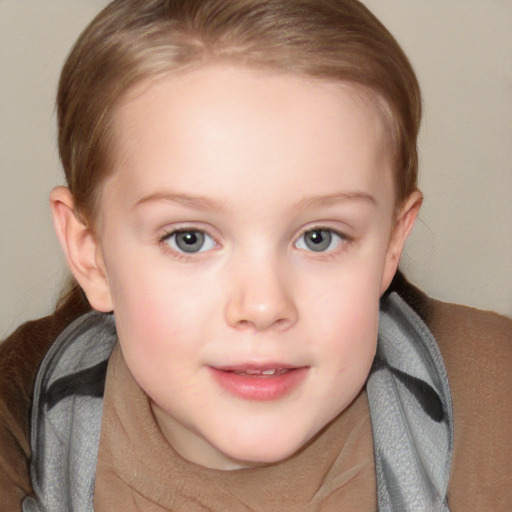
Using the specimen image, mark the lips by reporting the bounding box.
[209,364,309,401]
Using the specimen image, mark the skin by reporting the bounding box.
[51,65,421,470]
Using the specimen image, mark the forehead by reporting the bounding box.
[104,65,395,211]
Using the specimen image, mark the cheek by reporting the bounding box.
[327,297,379,373]
[301,259,382,374]
[107,266,207,403]
[104,249,220,365]
[303,256,383,325]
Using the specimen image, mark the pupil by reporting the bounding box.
[310,231,323,244]
[183,233,197,245]
[176,231,204,253]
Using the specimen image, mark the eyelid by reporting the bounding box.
[157,221,218,240]
[295,222,351,241]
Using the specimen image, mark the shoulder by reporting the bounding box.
[0,293,91,509]
[404,285,512,401]
[427,298,511,384]
[429,299,511,510]
[388,271,511,375]
[0,314,56,509]
[392,274,512,509]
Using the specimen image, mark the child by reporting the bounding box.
[0,0,510,510]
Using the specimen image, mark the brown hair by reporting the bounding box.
[58,0,421,221]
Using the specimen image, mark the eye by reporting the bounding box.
[163,230,216,254]
[295,229,345,253]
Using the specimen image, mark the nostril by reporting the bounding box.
[232,315,295,332]
[236,319,251,329]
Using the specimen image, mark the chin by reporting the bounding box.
[215,428,312,469]
[223,448,297,470]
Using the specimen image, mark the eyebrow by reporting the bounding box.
[134,192,227,212]
[134,190,376,212]
[294,191,377,210]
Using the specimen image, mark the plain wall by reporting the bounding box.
[1,0,511,338]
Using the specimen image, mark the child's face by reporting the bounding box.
[94,65,412,469]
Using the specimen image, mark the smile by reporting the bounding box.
[209,365,309,401]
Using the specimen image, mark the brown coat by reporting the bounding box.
[1,276,511,511]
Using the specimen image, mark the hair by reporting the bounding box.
[55,0,422,313]
[58,0,421,220]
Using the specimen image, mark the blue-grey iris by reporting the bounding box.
[175,231,205,253]
[304,230,332,252]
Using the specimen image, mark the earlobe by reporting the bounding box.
[380,190,423,294]
[50,186,113,312]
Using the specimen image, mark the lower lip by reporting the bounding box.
[209,367,309,401]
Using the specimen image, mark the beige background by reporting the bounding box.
[1,0,511,338]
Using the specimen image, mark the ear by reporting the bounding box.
[50,186,113,312]
[380,190,423,294]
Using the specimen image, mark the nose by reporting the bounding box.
[225,259,298,332]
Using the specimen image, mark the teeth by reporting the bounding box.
[242,369,265,375]
[233,368,282,376]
